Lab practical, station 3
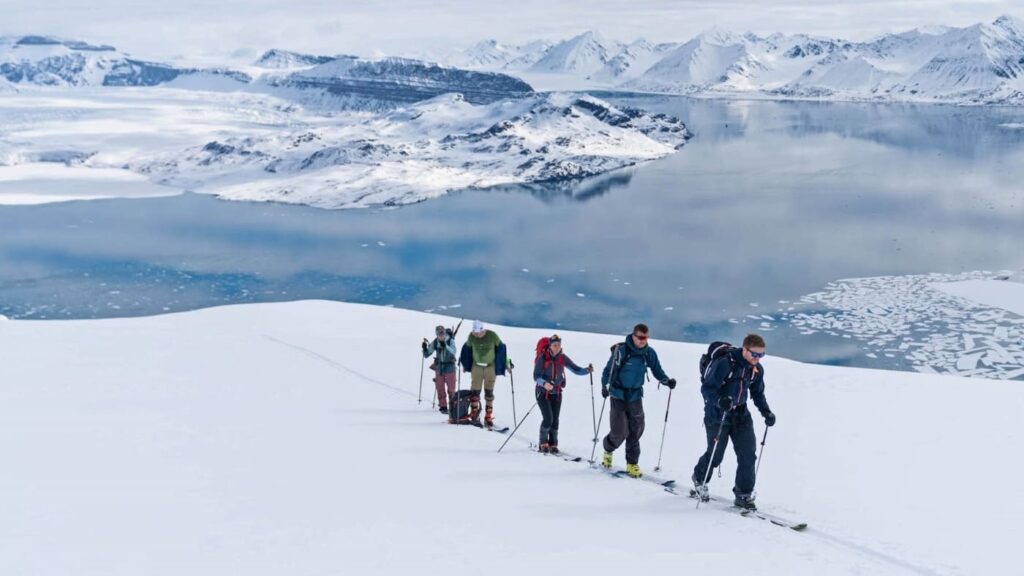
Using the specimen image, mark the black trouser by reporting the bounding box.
[602,398,645,465]
[536,388,562,446]
[692,406,757,496]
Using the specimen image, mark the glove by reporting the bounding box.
[763,411,776,427]
[662,378,676,390]
[587,364,594,374]
[601,386,610,398]
[421,341,428,353]
[717,395,732,411]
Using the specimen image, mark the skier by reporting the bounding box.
[599,323,676,478]
[459,320,509,427]
[692,333,776,511]
[422,325,458,414]
[533,334,593,454]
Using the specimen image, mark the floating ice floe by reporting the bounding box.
[787,271,1024,379]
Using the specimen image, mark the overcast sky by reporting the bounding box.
[3,0,1022,63]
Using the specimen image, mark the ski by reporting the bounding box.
[666,486,807,531]
[441,419,509,433]
[539,447,676,488]
[598,466,675,488]
[528,444,584,462]
[475,422,510,434]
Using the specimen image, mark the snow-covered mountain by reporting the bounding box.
[131,92,690,208]
[448,39,553,70]
[528,31,623,77]
[0,35,251,87]
[263,56,534,110]
[449,16,1024,104]
[590,39,680,83]
[630,29,757,92]
[253,49,338,69]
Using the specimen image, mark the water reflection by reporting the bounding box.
[1,97,1023,371]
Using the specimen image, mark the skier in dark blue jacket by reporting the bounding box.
[692,333,776,511]
[599,323,675,478]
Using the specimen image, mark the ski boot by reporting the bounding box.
[626,463,643,478]
[691,475,710,502]
[439,404,448,415]
[548,445,559,455]
[733,492,757,511]
[601,451,613,469]
[538,443,550,454]
[484,405,494,428]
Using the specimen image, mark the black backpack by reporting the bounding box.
[448,389,478,425]
[699,341,735,384]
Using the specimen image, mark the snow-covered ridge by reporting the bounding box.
[263,55,534,109]
[131,92,690,209]
[253,49,338,69]
[1,36,535,110]
[449,15,1024,104]
[0,35,251,87]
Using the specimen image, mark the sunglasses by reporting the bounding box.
[633,334,649,341]
[746,348,766,359]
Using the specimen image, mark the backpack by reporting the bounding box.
[536,337,550,360]
[448,389,478,425]
[699,341,736,384]
[536,337,566,379]
[607,342,643,389]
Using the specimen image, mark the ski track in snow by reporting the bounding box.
[264,334,414,398]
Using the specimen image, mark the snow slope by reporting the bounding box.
[1,300,1021,575]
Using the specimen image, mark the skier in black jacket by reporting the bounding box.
[692,333,776,511]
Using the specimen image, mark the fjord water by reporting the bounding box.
[2,96,1022,370]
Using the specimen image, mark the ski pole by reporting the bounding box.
[497,401,539,453]
[588,371,597,443]
[754,427,769,481]
[653,388,673,472]
[589,395,608,464]
[418,340,427,405]
[509,360,517,425]
[697,410,730,510]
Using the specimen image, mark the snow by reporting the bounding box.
[1,299,1021,574]
[0,163,179,205]
[932,278,1024,317]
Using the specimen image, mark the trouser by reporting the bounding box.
[602,398,645,465]
[692,407,757,496]
[470,364,496,410]
[434,370,456,408]
[536,388,563,446]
